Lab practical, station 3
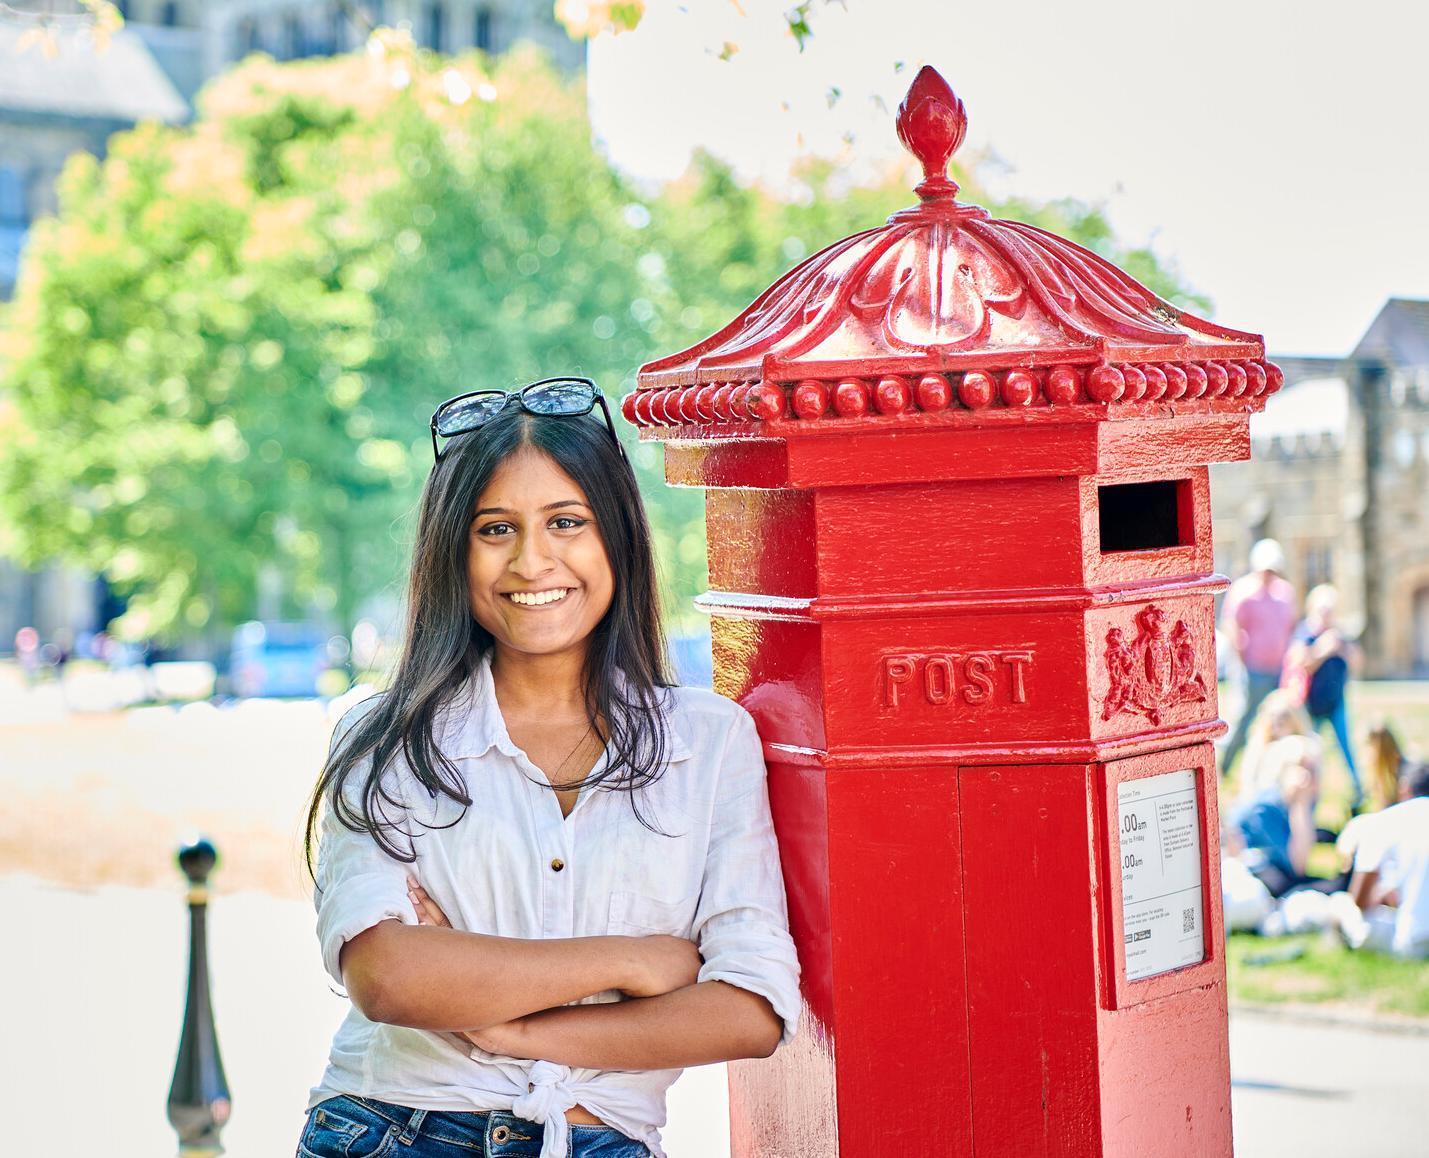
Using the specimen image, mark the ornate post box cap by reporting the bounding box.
[628,66,1283,435]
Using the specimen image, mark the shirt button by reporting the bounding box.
[550,858,565,872]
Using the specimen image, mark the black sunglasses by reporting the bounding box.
[429,376,627,464]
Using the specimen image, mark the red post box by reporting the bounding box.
[625,68,1279,1157]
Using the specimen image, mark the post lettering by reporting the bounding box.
[923,656,954,704]
[1002,651,1033,704]
[961,653,994,704]
[878,648,1036,711]
[883,655,916,708]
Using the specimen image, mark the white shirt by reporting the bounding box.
[307,651,801,1158]
[1337,797,1429,954]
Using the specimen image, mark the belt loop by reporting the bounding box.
[397,1108,427,1145]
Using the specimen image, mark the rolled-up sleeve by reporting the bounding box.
[314,701,418,986]
[692,706,802,1046]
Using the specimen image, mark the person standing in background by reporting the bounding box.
[1219,539,1299,778]
[1284,584,1364,812]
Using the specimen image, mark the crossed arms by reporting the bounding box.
[339,904,783,1070]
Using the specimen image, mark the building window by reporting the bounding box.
[1303,541,1334,589]
[0,166,26,227]
[425,2,446,51]
[328,3,345,53]
[235,17,258,55]
[160,1,179,26]
[474,6,492,50]
[283,12,303,58]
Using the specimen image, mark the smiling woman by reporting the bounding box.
[298,382,800,1158]
[468,452,616,666]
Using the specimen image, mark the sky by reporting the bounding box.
[586,0,1429,358]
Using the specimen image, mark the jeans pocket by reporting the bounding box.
[297,1097,396,1158]
[570,1125,652,1158]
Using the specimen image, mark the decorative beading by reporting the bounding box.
[633,66,1277,435]
[621,359,1285,428]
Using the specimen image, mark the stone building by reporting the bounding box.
[0,0,580,649]
[1211,298,1429,677]
[112,0,582,102]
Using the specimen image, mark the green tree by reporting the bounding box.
[0,36,1208,649]
[0,41,672,641]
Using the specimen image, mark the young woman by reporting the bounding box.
[1282,583,1364,812]
[298,378,800,1158]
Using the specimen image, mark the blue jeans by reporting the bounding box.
[297,1094,651,1158]
[1311,698,1363,807]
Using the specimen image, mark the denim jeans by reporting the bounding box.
[1310,698,1363,807]
[297,1094,651,1158]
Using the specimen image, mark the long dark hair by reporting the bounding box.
[304,401,674,867]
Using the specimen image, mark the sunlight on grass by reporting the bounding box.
[1227,932,1429,1019]
[1220,682,1429,1020]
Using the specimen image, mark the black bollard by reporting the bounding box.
[167,837,232,1157]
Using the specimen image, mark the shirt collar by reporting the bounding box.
[437,650,692,762]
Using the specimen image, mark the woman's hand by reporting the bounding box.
[463,1018,532,1058]
[409,875,703,999]
[619,934,704,998]
[405,875,702,1055]
[406,878,535,1055]
[407,878,452,928]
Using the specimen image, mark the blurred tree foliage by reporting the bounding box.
[0,36,1207,644]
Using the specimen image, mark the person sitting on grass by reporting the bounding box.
[1330,759,1429,959]
[1234,689,1315,804]
[1227,731,1346,901]
[1365,720,1409,813]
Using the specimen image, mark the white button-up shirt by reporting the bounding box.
[308,652,801,1158]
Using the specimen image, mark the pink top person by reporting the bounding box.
[1222,540,1298,675]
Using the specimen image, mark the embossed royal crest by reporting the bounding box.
[1101,605,1207,726]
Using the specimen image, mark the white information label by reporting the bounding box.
[1117,768,1205,982]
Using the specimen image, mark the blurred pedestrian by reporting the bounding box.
[1331,759,1429,958]
[1365,721,1409,813]
[1218,539,1298,776]
[14,626,40,687]
[1283,584,1363,811]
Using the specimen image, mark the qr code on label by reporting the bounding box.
[1183,907,1196,933]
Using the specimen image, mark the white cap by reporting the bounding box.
[1249,538,1286,575]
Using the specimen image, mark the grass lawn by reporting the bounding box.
[1221,679,1429,1019]
[1226,932,1429,1019]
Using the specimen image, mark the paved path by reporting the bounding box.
[1230,1009,1429,1158]
[1,876,729,1158]
[5,874,1426,1156]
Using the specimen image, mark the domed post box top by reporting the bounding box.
[627,66,1282,435]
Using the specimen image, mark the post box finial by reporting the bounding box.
[896,66,966,202]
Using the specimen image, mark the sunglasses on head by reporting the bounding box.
[429,376,627,464]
